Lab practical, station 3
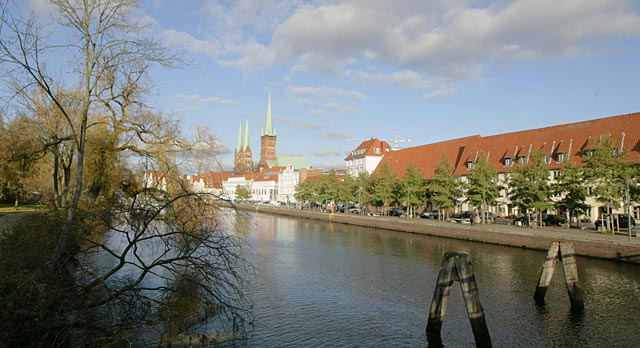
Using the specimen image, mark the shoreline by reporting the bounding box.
[235,204,640,264]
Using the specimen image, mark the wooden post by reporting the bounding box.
[534,242,584,312]
[559,243,584,312]
[426,252,492,348]
[533,242,559,305]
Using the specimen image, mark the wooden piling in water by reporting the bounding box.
[534,242,584,312]
[426,252,492,348]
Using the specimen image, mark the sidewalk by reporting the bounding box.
[241,204,640,263]
[433,218,640,247]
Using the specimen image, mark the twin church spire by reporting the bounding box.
[234,93,277,174]
[236,119,251,153]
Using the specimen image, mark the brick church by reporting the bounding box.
[234,94,308,174]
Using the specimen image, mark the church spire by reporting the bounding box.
[243,119,250,151]
[236,122,242,153]
[262,92,275,136]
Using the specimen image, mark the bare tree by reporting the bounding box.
[0,0,177,262]
[0,1,253,346]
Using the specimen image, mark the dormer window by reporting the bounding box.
[584,150,594,157]
[374,148,380,154]
[466,161,475,170]
[557,153,565,163]
[544,155,551,164]
[504,158,513,167]
[518,156,526,164]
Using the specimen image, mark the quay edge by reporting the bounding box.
[233,204,640,264]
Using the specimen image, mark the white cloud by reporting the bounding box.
[272,0,640,81]
[175,94,237,105]
[26,0,56,18]
[154,0,640,92]
[319,130,352,140]
[160,30,222,56]
[325,102,357,113]
[294,121,333,129]
[421,86,458,99]
[358,70,432,89]
[287,85,366,99]
[312,149,345,157]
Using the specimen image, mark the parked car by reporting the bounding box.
[347,205,362,214]
[420,210,440,219]
[389,208,404,217]
[513,215,536,226]
[542,214,566,227]
[452,211,472,219]
[595,214,636,230]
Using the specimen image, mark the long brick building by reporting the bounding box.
[372,112,640,221]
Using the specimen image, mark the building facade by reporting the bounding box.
[373,112,640,222]
[344,138,392,176]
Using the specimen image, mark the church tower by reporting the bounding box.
[258,93,277,171]
[234,119,253,174]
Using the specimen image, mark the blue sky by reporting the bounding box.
[27,0,640,171]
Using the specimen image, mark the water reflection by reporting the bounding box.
[225,211,640,348]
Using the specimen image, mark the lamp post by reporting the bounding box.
[358,186,363,216]
[626,179,632,242]
[407,184,412,218]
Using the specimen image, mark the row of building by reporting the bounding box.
[345,112,640,220]
[143,94,640,221]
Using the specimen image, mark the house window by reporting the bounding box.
[518,156,526,164]
[544,155,551,164]
[374,148,380,154]
[584,150,594,157]
[504,158,512,167]
[557,153,565,163]
[467,161,475,170]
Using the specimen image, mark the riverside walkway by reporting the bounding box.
[238,204,640,264]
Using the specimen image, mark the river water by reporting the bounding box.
[226,210,640,348]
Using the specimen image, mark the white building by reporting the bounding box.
[277,165,300,204]
[344,138,392,176]
[221,176,252,202]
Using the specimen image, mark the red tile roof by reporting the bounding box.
[375,112,640,179]
[191,172,234,189]
[376,135,480,179]
[453,112,640,175]
[344,138,392,160]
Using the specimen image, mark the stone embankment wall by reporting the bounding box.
[235,204,640,264]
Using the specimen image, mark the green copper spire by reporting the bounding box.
[244,119,250,151]
[236,122,242,153]
[262,92,275,136]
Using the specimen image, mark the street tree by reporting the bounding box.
[554,161,589,228]
[582,134,629,231]
[236,185,252,201]
[508,151,553,227]
[294,177,318,205]
[315,170,341,206]
[427,156,460,219]
[399,163,427,217]
[465,156,500,224]
[369,162,398,215]
[338,173,357,204]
